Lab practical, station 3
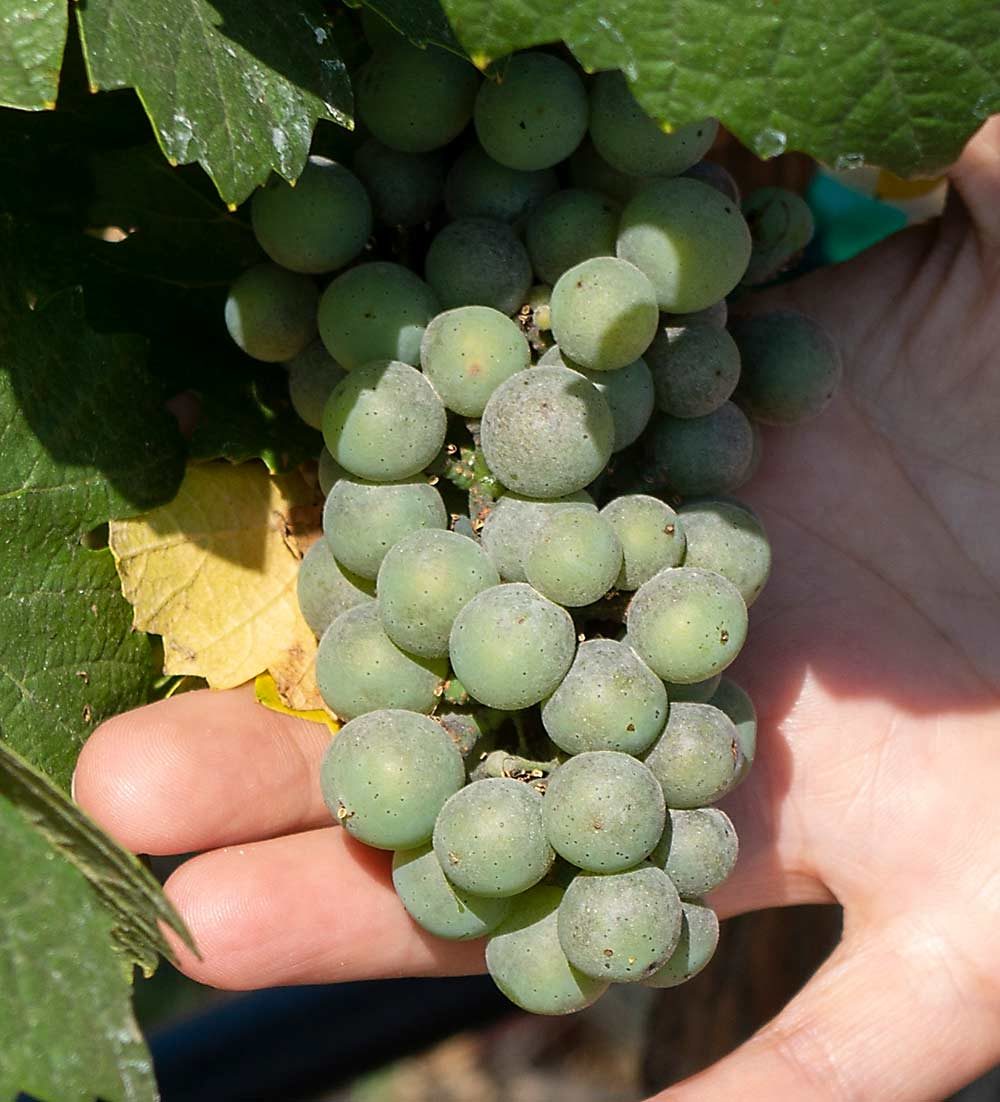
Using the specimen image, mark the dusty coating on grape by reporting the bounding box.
[679,499,772,606]
[479,491,595,582]
[433,778,554,897]
[643,702,744,809]
[425,217,533,315]
[543,751,666,872]
[296,539,374,638]
[646,324,742,419]
[320,709,464,849]
[600,494,685,590]
[645,402,755,497]
[224,263,318,363]
[651,807,740,897]
[480,367,614,498]
[526,188,622,285]
[643,899,720,988]
[524,508,623,608]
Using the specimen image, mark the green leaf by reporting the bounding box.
[0,795,157,1102]
[0,0,67,110]
[441,0,1000,176]
[0,738,193,975]
[0,273,186,788]
[362,0,465,53]
[76,0,354,206]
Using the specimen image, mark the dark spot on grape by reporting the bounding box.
[603,948,614,957]
[720,629,729,644]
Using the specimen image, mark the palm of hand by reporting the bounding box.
[74,124,1000,1101]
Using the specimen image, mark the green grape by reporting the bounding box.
[568,138,643,204]
[642,702,743,808]
[433,778,554,896]
[480,491,595,582]
[318,448,344,496]
[525,189,622,285]
[557,864,682,982]
[420,305,531,416]
[224,263,318,363]
[651,808,739,897]
[437,706,493,757]
[524,507,622,607]
[710,677,757,781]
[323,475,447,579]
[589,71,717,177]
[662,673,722,704]
[377,529,500,658]
[683,160,741,203]
[730,311,842,425]
[543,751,665,873]
[679,499,771,606]
[320,709,463,848]
[600,494,685,590]
[643,899,720,988]
[627,566,748,683]
[392,843,512,940]
[425,217,532,315]
[645,403,754,497]
[318,261,441,370]
[287,341,346,429]
[444,144,558,223]
[356,41,479,153]
[296,538,374,637]
[449,583,576,709]
[742,186,815,285]
[540,345,655,453]
[251,156,371,274]
[352,138,445,227]
[480,366,614,498]
[316,604,447,720]
[486,886,609,1014]
[542,639,667,756]
[549,257,658,371]
[322,360,447,481]
[474,52,588,171]
[662,300,729,328]
[646,324,741,419]
[617,178,751,312]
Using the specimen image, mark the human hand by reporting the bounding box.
[73,120,1000,1101]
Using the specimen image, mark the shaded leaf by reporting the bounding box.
[0,0,67,110]
[361,0,465,53]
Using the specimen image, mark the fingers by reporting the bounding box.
[162,825,485,989]
[651,919,1000,1102]
[950,115,1000,244]
[73,686,332,854]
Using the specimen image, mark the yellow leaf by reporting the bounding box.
[255,673,339,733]
[109,463,324,709]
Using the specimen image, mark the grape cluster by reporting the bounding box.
[225,14,840,1016]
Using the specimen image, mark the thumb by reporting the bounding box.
[649,922,1000,1102]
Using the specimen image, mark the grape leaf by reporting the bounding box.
[441,0,1000,176]
[0,276,186,789]
[0,738,193,976]
[0,795,157,1102]
[361,0,465,53]
[0,0,67,110]
[108,463,324,710]
[76,0,354,206]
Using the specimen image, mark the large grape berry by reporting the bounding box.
[225,263,318,363]
[679,499,772,606]
[479,491,595,582]
[645,403,755,497]
[643,899,720,988]
[524,507,622,608]
[296,538,374,638]
[352,139,446,228]
[445,144,558,223]
[424,217,532,315]
[651,807,739,897]
[600,494,685,590]
[642,702,744,808]
[525,189,622,285]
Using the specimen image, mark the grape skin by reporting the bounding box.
[549,257,659,372]
[742,186,815,285]
[444,144,557,223]
[568,138,643,204]
[322,360,447,482]
[320,709,463,849]
[541,639,667,756]
[662,300,729,328]
[600,494,685,590]
[480,491,595,582]
[645,402,755,497]
[643,899,720,988]
[683,160,741,203]
[377,529,500,658]
[287,341,346,429]
[525,189,622,285]
[448,583,576,710]
[424,217,533,316]
[627,566,748,684]
[646,323,742,419]
[251,156,372,274]
[662,673,722,704]
[651,807,739,897]
[486,886,609,1015]
[392,842,512,940]
[323,474,447,580]
[710,677,757,781]
[318,448,344,496]
[224,263,318,363]
[420,305,531,417]
[642,702,744,809]
[557,864,682,982]
[474,52,588,171]
[296,538,374,638]
[317,605,448,720]
[352,139,446,228]
[679,498,771,606]
[480,367,614,498]
[589,71,717,178]
[617,177,752,312]
[524,507,622,608]
[543,751,666,873]
[433,778,554,897]
[318,262,441,370]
